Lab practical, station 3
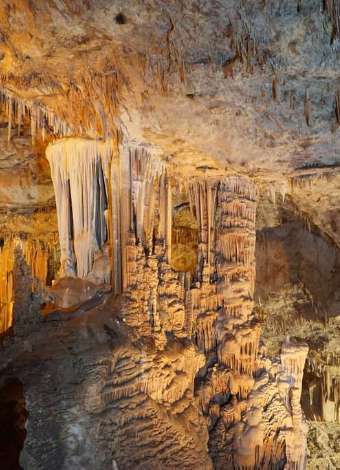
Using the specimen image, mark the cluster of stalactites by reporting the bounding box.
[46,137,169,292]
[216,178,257,379]
[187,175,257,343]
[188,180,218,266]
[0,88,73,143]
[0,237,52,333]
[129,145,167,246]
[188,176,256,267]
[46,138,114,279]
[116,141,168,294]
[216,180,256,266]
[290,171,334,192]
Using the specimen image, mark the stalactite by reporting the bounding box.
[272,76,280,102]
[304,88,311,127]
[17,100,22,137]
[129,145,165,246]
[117,141,166,292]
[195,314,217,353]
[166,176,172,263]
[188,179,217,269]
[112,142,182,345]
[46,138,114,279]
[290,171,333,191]
[110,160,122,294]
[0,240,14,333]
[0,237,57,334]
[0,88,74,140]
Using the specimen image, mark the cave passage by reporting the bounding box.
[0,379,27,470]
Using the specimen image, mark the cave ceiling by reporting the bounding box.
[1,0,340,172]
[0,1,339,234]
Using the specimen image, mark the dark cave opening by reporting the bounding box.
[0,379,27,470]
[115,13,127,25]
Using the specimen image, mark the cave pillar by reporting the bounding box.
[187,174,258,375]
[214,176,258,374]
[117,141,132,292]
[158,173,172,262]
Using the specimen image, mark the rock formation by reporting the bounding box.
[1,1,340,469]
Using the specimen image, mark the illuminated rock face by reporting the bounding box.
[0,133,311,468]
[2,0,336,466]
[46,137,311,468]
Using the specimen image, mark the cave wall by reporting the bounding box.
[256,216,340,317]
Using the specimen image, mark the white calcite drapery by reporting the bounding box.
[46,138,114,278]
[47,138,167,290]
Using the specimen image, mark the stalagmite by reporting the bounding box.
[281,337,309,398]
